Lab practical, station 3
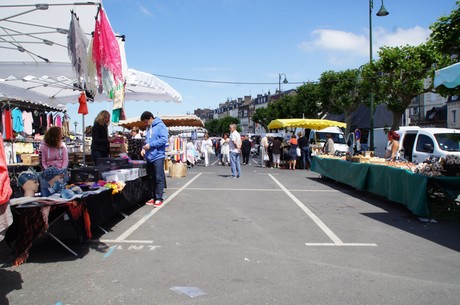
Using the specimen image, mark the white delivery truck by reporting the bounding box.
[308,126,348,154]
[396,127,460,163]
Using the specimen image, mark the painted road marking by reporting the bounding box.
[268,174,377,247]
[113,173,202,242]
[103,245,117,258]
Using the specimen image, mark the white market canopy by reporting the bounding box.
[0,1,182,107]
[0,64,182,107]
[434,62,460,89]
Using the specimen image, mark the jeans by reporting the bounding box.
[230,151,241,177]
[301,147,310,169]
[91,150,108,166]
[146,158,165,201]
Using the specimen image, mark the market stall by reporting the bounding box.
[311,156,460,218]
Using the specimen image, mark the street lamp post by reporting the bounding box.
[73,121,78,133]
[278,73,288,94]
[369,0,388,152]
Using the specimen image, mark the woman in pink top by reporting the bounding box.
[39,126,68,169]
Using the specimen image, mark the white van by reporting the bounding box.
[397,127,460,163]
[308,127,348,153]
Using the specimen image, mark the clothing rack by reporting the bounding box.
[0,98,64,113]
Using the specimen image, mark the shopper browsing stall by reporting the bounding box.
[323,134,335,155]
[140,111,168,207]
[91,110,111,165]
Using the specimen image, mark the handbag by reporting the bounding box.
[296,147,301,157]
[263,154,269,161]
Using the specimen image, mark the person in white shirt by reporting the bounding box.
[260,136,268,167]
[200,134,213,167]
[220,133,230,166]
[228,124,242,178]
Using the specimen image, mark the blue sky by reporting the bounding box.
[65,0,457,132]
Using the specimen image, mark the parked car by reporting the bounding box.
[396,127,460,163]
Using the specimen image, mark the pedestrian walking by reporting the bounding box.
[260,135,268,167]
[241,135,251,165]
[201,134,213,167]
[140,111,168,207]
[228,124,242,178]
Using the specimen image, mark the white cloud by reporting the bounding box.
[299,26,431,65]
[137,3,154,17]
[376,26,430,48]
[300,29,368,56]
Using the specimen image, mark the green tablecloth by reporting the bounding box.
[311,156,455,217]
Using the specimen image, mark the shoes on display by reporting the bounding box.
[146,199,155,206]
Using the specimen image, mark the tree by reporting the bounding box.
[428,1,460,96]
[252,107,271,131]
[372,44,438,130]
[204,119,220,136]
[331,69,364,135]
[429,1,460,60]
[291,82,322,119]
[218,116,240,135]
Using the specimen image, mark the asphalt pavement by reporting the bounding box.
[1,155,460,305]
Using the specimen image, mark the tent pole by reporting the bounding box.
[82,114,86,165]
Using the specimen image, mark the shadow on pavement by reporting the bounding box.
[0,268,23,305]
[308,176,460,252]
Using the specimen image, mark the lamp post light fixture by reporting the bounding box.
[74,121,78,133]
[369,0,389,152]
[278,73,288,94]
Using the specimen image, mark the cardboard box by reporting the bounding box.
[169,163,186,178]
[21,154,39,165]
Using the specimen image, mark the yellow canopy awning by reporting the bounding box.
[267,118,346,130]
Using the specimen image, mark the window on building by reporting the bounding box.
[453,110,457,123]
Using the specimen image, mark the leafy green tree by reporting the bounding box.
[330,69,363,135]
[372,44,438,130]
[218,116,240,135]
[428,1,460,96]
[204,119,220,136]
[292,82,322,119]
[252,107,271,131]
[429,1,460,60]
[319,70,345,116]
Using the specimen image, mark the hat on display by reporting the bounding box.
[17,172,38,187]
[42,167,66,181]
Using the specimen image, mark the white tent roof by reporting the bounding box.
[0,1,182,106]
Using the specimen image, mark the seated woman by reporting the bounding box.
[40,126,68,170]
[39,127,69,196]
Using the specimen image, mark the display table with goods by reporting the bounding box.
[5,158,150,265]
[311,154,460,218]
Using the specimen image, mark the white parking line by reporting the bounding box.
[268,174,377,247]
[113,173,202,242]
